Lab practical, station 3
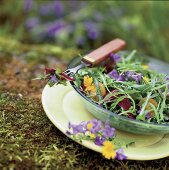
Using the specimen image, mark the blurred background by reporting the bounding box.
[0,0,169,63]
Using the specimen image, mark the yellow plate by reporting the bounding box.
[42,83,169,160]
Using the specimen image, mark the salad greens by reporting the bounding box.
[74,51,169,124]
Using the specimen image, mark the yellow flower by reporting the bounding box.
[85,84,96,93]
[143,76,150,83]
[83,76,93,87]
[139,98,158,117]
[89,133,96,139]
[102,141,116,159]
[83,76,106,100]
[87,123,93,131]
[142,65,149,70]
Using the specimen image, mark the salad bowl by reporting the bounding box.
[68,51,169,135]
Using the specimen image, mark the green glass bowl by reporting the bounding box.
[68,51,169,135]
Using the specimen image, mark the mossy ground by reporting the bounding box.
[0,46,169,170]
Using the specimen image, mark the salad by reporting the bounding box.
[45,50,169,124]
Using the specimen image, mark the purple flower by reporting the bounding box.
[39,4,52,16]
[85,21,100,40]
[131,74,142,84]
[25,17,40,30]
[102,121,115,138]
[88,30,99,40]
[137,109,141,115]
[39,1,64,17]
[50,75,59,84]
[115,148,127,160]
[117,74,125,81]
[94,136,106,146]
[77,36,86,46]
[126,71,134,78]
[87,119,102,134]
[24,0,33,13]
[68,121,87,134]
[146,112,151,119]
[54,1,64,17]
[108,69,125,82]
[46,21,65,37]
[125,71,142,84]
[110,53,121,63]
[66,130,71,136]
[108,69,119,80]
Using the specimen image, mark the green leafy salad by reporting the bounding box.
[73,51,169,124]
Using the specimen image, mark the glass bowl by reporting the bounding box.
[68,51,169,135]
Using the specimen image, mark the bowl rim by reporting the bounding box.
[68,52,169,128]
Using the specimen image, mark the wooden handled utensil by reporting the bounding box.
[61,38,126,80]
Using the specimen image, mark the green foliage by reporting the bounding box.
[1,1,169,62]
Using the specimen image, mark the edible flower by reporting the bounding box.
[89,133,96,139]
[110,53,122,63]
[68,121,87,134]
[87,119,102,134]
[108,69,125,82]
[142,65,149,70]
[125,71,142,84]
[67,119,128,160]
[102,141,116,159]
[50,75,59,84]
[102,121,115,138]
[94,136,106,146]
[83,75,93,87]
[143,76,150,83]
[115,148,127,160]
[83,76,96,93]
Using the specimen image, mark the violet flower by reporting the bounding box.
[146,112,151,119]
[39,1,64,17]
[25,17,40,30]
[77,36,86,46]
[131,74,142,84]
[126,71,134,78]
[50,75,59,84]
[54,1,64,17]
[46,21,65,37]
[88,30,99,40]
[115,148,127,160]
[87,119,102,134]
[68,121,87,134]
[39,4,52,16]
[66,130,71,136]
[85,21,100,40]
[125,71,142,84]
[24,0,33,13]
[108,69,119,80]
[108,69,125,82]
[102,121,115,138]
[117,74,125,81]
[110,53,121,63]
[94,136,106,146]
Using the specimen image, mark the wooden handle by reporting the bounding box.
[82,38,126,65]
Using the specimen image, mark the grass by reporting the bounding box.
[0,41,169,169]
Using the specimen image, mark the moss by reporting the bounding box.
[0,37,79,65]
[0,43,169,170]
